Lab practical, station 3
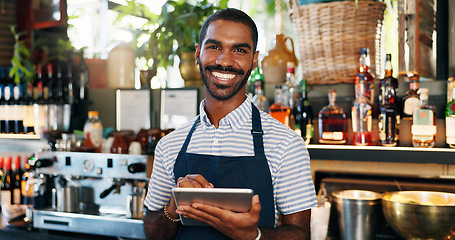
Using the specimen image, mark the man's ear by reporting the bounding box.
[252,51,259,69]
[195,43,201,64]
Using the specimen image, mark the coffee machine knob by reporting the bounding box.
[33,158,54,168]
[127,163,146,173]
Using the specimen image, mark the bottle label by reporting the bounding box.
[446,117,455,144]
[403,98,420,116]
[306,124,314,139]
[322,132,344,140]
[90,122,103,148]
[411,125,436,136]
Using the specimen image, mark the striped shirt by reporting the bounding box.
[144,97,317,225]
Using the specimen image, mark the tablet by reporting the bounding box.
[172,187,254,226]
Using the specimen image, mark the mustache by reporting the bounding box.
[205,65,244,75]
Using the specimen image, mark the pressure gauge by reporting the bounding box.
[83,159,95,172]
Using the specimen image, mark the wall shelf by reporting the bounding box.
[307,144,455,165]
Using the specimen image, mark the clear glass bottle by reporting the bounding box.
[411,88,436,148]
[358,48,375,105]
[352,77,373,146]
[318,89,348,144]
[282,62,299,130]
[252,79,268,112]
[269,85,290,126]
[446,87,455,148]
[296,78,313,144]
[378,54,399,146]
[402,75,420,120]
[83,111,103,152]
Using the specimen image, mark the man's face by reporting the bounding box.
[196,20,258,101]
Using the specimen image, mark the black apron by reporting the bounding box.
[173,103,275,240]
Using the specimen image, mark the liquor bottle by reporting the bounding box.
[0,157,3,211]
[12,72,25,134]
[358,48,375,105]
[23,80,35,134]
[269,85,290,126]
[411,88,436,148]
[352,77,373,146]
[247,67,263,98]
[4,67,15,133]
[318,89,348,144]
[0,66,6,133]
[76,51,89,102]
[282,62,299,130]
[33,64,47,135]
[2,156,12,207]
[445,87,455,148]
[21,158,34,205]
[378,54,399,146]
[296,79,314,144]
[52,61,65,132]
[401,75,420,119]
[252,79,268,112]
[11,156,24,204]
[84,111,104,152]
[44,63,54,104]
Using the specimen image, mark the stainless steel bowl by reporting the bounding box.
[382,191,455,240]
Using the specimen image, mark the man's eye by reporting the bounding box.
[207,45,220,50]
[234,48,247,53]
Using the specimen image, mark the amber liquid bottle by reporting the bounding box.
[318,89,348,144]
[411,88,436,148]
[269,85,291,126]
[401,75,420,120]
[378,54,399,146]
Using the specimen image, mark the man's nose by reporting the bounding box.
[215,51,234,67]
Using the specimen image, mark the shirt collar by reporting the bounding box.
[199,97,252,132]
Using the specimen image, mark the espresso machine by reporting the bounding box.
[28,151,150,239]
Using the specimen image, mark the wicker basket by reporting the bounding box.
[287,0,386,85]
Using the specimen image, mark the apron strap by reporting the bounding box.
[180,117,200,154]
[251,103,265,157]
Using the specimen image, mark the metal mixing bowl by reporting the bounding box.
[382,191,455,240]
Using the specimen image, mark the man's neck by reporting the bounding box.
[204,93,246,129]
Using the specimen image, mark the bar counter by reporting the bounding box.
[0,212,140,240]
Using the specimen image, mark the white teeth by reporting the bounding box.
[212,71,235,80]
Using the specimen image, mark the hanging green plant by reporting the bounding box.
[10,25,33,84]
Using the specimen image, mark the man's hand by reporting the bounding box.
[167,174,214,218]
[176,194,261,240]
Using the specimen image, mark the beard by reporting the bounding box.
[199,62,252,100]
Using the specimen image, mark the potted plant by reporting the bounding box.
[115,0,228,85]
[10,25,33,84]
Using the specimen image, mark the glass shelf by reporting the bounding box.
[306,144,455,165]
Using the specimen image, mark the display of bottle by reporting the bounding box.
[282,62,299,130]
[401,75,420,119]
[0,66,6,133]
[1,156,12,207]
[378,54,399,146]
[358,48,375,105]
[296,78,313,144]
[252,79,268,112]
[84,111,103,152]
[411,88,436,148]
[352,77,373,146]
[269,85,291,126]
[318,89,348,144]
[11,156,24,204]
[445,87,455,148]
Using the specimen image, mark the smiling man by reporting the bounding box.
[143,8,317,240]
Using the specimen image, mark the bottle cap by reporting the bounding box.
[418,88,428,100]
[385,54,391,61]
[88,111,99,118]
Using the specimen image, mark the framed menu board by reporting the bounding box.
[160,88,199,130]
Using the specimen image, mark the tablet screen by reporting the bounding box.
[172,187,254,226]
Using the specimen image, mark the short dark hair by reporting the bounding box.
[199,8,258,52]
